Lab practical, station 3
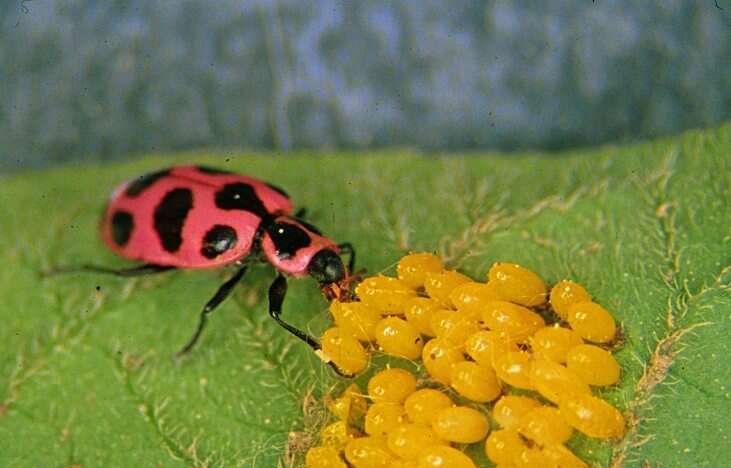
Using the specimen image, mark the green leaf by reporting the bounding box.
[1,124,730,467]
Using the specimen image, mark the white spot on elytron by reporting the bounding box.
[233,194,240,199]
[278,228,284,234]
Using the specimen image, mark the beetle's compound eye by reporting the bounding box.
[308,249,345,284]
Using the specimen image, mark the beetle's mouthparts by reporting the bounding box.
[321,268,366,302]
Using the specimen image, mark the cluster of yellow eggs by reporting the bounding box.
[305,369,485,467]
[310,253,625,467]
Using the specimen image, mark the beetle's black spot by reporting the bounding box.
[196,165,232,175]
[265,182,289,199]
[154,188,193,253]
[111,210,134,246]
[125,169,170,197]
[266,221,311,259]
[215,183,268,218]
[295,218,323,236]
[201,225,238,259]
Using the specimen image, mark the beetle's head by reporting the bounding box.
[309,248,365,302]
[308,248,345,285]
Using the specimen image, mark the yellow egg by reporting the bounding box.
[487,262,547,306]
[326,383,367,422]
[397,253,444,288]
[403,297,441,336]
[567,301,616,343]
[566,344,620,386]
[481,301,545,342]
[494,351,534,389]
[387,423,445,460]
[530,325,584,363]
[421,337,465,385]
[321,327,369,375]
[449,361,502,403]
[367,368,418,404]
[429,309,480,346]
[424,270,472,306]
[549,280,591,320]
[364,402,406,436]
[448,281,504,315]
[417,446,476,468]
[528,358,591,404]
[431,406,489,444]
[305,446,347,468]
[492,395,542,429]
[356,275,416,313]
[542,444,588,468]
[344,436,395,467]
[375,317,424,360]
[517,406,573,446]
[484,428,529,465]
[330,300,382,342]
[404,389,455,425]
[464,330,519,368]
[320,420,356,449]
[559,393,625,439]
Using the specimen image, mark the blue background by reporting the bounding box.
[1,0,729,170]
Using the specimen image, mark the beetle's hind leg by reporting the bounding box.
[175,265,249,358]
[41,263,175,278]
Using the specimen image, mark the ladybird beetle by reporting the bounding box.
[45,165,356,368]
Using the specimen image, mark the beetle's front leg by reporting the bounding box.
[337,242,356,273]
[267,274,351,377]
[267,274,320,350]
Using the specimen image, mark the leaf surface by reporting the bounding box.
[1,125,729,467]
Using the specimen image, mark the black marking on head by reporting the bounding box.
[125,169,170,197]
[215,183,269,218]
[196,165,232,175]
[154,188,193,253]
[201,224,238,259]
[265,182,289,199]
[308,249,345,284]
[111,210,134,246]
[266,221,311,259]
